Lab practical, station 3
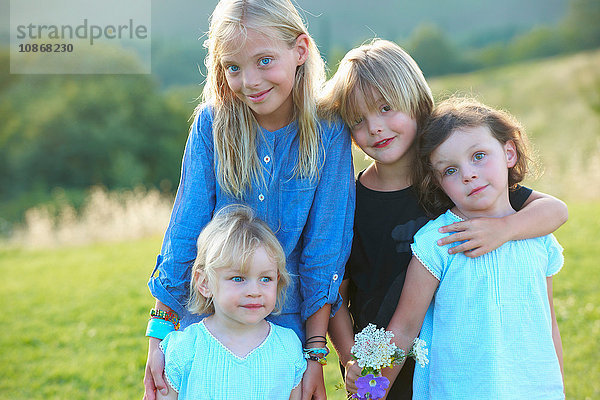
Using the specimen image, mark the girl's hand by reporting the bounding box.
[143,337,167,400]
[301,360,326,400]
[437,217,509,258]
[344,360,362,394]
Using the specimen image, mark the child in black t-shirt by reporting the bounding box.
[320,39,568,399]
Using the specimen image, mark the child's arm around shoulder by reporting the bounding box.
[438,189,568,257]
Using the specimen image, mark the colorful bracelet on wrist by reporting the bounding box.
[145,317,175,340]
[150,308,180,330]
[305,335,328,346]
[303,346,329,366]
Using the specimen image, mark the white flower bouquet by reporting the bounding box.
[349,324,428,399]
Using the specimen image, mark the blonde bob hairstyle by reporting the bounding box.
[188,204,290,316]
[320,39,433,134]
[200,0,326,198]
[414,96,534,216]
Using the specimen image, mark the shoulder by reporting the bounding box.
[268,323,307,382]
[160,322,204,354]
[193,103,214,123]
[160,322,206,393]
[268,323,304,359]
[539,233,564,276]
[414,210,456,242]
[270,323,302,347]
[317,116,349,144]
[411,211,457,279]
[190,103,215,136]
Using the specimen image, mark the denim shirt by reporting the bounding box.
[148,106,355,342]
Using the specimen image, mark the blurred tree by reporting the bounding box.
[406,23,462,77]
[0,48,191,203]
[562,0,600,50]
[509,26,567,61]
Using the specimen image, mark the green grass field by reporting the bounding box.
[0,202,598,399]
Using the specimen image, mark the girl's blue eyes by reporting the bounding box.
[473,152,485,161]
[230,276,273,282]
[226,58,271,72]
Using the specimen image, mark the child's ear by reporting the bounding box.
[295,34,309,66]
[195,270,212,298]
[504,140,517,168]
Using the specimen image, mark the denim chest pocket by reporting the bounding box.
[279,176,317,233]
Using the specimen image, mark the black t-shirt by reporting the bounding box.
[344,171,532,399]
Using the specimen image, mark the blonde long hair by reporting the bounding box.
[320,39,433,133]
[200,0,325,198]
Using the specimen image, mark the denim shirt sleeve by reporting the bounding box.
[148,106,216,318]
[298,120,355,320]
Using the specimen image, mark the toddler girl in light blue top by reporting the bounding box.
[384,97,565,399]
[157,205,306,400]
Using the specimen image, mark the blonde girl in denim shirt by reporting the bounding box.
[142,1,354,399]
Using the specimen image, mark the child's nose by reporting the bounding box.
[246,280,261,296]
[368,118,383,135]
[462,168,478,182]
[243,68,261,88]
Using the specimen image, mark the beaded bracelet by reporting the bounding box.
[303,346,330,366]
[145,318,175,340]
[150,308,180,330]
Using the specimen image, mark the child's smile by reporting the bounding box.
[204,246,279,330]
[350,90,417,168]
[221,28,308,132]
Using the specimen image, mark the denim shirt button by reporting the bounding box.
[332,273,339,281]
[264,155,270,163]
[258,194,265,201]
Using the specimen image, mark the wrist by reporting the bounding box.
[303,343,329,366]
[146,307,180,340]
[499,214,516,242]
[304,334,327,348]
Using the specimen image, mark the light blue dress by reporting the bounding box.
[160,320,307,399]
[411,210,564,399]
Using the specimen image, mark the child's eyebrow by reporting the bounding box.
[432,158,450,168]
[250,49,276,58]
[220,266,242,274]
